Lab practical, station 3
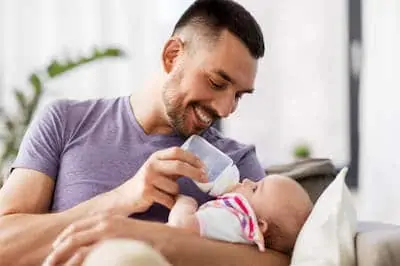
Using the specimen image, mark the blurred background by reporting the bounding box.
[0,0,399,224]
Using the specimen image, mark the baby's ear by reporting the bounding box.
[258,219,268,234]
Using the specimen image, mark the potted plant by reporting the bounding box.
[293,143,312,161]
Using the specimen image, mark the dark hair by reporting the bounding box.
[172,0,265,59]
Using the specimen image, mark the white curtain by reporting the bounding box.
[223,0,349,167]
[0,0,193,110]
[358,0,400,224]
[1,0,350,174]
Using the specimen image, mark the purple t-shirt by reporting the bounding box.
[12,96,265,222]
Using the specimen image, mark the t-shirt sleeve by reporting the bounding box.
[236,145,265,182]
[11,100,69,180]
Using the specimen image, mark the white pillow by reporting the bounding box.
[290,167,357,266]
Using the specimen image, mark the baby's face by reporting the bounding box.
[229,178,270,217]
[230,176,313,254]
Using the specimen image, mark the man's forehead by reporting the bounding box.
[186,29,258,90]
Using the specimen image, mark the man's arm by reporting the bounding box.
[0,169,132,266]
[46,215,290,266]
[0,147,206,266]
[161,226,290,266]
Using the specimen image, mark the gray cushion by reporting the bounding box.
[356,222,400,266]
[266,158,336,203]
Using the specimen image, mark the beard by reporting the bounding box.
[162,71,216,137]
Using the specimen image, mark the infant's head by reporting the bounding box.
[230,175,313,254]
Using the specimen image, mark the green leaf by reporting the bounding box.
[104,48,124,57]
[5,119,14,131]
[29,74,42,95]
[94,47,102,57]
[45,48,124,79]
[47,60,64,78]
[294,145,311,159]
[14,89,27,110]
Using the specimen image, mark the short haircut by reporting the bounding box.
[172,0,265,59]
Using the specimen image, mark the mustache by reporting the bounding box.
[195,104,221,121]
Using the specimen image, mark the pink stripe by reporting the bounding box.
[233,196,249,215]
[248,216,254,236]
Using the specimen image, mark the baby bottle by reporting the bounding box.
[181,135,240,196]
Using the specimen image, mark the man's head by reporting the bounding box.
[231,175,313,254]
[160,0,264,137]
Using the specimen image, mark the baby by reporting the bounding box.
[168,175,313,254]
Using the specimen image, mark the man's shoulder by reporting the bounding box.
[46,96,127,119]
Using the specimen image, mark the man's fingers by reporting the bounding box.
[52,214,107,248]
[151,187,175,209]
[154,159,207,183]
[152,175,180,196]
[156,147,205,169]
[47,229,99,265]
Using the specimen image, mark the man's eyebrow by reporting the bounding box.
[214,69,255,93]
[215,69,234,84]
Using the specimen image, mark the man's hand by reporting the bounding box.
[43,214,138,266]
[115,147,207,213]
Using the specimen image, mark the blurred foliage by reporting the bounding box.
[294,144,311,159]
[0,47,124,184]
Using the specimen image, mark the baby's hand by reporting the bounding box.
[168,194,199,229]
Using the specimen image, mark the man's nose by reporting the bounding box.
[211,93,237,118]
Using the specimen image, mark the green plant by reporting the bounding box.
[0,47,124,181]
[294,144,311,159]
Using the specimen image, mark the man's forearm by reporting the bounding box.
[0,213,69,266]
[0,190,132,266]
[129,219,290,266]
[164,232,290,266]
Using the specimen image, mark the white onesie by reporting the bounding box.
[194,193,266,251]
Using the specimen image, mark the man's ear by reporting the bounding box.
[162,37,184,74]
[258,219,268,234]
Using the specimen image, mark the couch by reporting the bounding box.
[267,159,400,266]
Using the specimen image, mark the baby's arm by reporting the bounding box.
[167,195,200,235]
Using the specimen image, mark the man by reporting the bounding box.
[0,0,289,265]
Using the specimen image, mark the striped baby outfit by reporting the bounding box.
[195,193,266,251]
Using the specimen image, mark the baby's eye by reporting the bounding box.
[252,185,257,193]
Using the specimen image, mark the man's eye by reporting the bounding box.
[209,79,226,90]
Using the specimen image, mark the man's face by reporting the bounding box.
[162,30,258,137]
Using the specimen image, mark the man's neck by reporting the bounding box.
[129,83,173,135]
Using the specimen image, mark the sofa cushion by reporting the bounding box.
[356,222,400,266]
